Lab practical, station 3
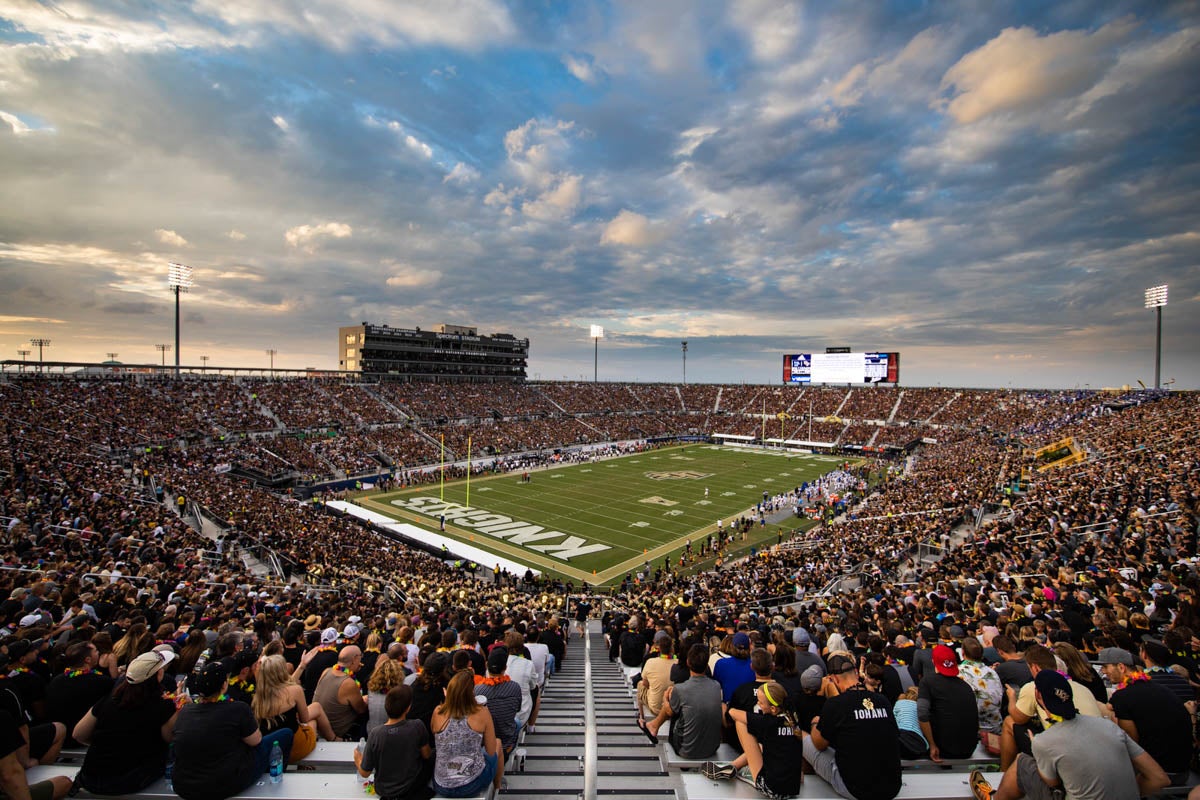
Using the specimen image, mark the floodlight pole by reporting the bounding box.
[681,340,688,385]
[1144,284,1168,390]
[201,355,209,371]
[156,343,171,368]
[168,263,194,379]
[589,325,603,383]
[30,338,50,372]
[16,349,29,374]
[266,349,277,372]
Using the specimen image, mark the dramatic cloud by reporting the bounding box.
[155,229,189,247]
[284,222,353,252]
[0,2,1196,386]
[601,210,669,247]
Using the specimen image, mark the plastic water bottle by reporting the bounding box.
[165,743,175,790]
[269,741,283,784]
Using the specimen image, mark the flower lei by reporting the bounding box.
[63,667,104,678]
[332,664,361,689]
[316,645,338,655]
[196,693,230,704]
[7,666,31,677]
[229,676,255,696]
[475,674,511,686]
[1116,671,1150,691]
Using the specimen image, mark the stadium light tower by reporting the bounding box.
[168,262,194,378]
[30,338,50,371]
[1144,284,1167,390]
[266,348,277,372]
[681,340,687,385]
[16,349,29,374]
[156,343,171,368]
[590,325,603,382]
[200,355,209,371]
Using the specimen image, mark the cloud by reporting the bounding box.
[155,229,189,247]
[185,311,207,324]
[272,115,289,131]
[284,222,353,252]
[601,210,670,247]
[385,267,441,289]
[444,162,480,184]
[522,174,583,221]
[227,229,247,241]
[101,301,159,315]
[405,134,433,159]
[0,315,65,325]
[0,111,31,135]
[562,54,599,84]
[940,22,1133,124]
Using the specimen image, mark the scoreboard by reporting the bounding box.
[783,352,899,384]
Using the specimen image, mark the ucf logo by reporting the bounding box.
[645,470,714,480]
[862,698,874,712]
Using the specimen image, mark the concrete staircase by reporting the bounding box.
[503,622,678,799]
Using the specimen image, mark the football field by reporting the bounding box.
[358,445,846,586]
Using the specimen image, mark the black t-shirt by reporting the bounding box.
[1110,679,1192,774]
[45,672,114,746]
[817,687,902,800]
[361,719,428,800]
[408,682,445,738]
[730,679,769,715]
[792,692,825,731]
[172,700,258,800]
[746,711,803,797]
[917,673,979,759]
[0,709,23,760]
[301,649,339,703]
[619,632,647,667]
[79,692,175,785]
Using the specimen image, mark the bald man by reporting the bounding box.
[314,645,367,740]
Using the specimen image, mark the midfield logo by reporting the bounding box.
[644,470,713,480]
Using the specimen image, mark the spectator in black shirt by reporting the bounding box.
[44,641,113,748]
[918,645,979,761]
[0,708,71,800]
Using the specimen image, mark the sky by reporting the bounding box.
[1,1,1198,389]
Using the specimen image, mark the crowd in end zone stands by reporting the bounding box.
[0,375,1195,800]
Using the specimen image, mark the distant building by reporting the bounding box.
[338,323,529,383]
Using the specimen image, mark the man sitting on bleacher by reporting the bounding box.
[970,670,1169,800]
[802,654,901,800]
[646,644,722,760]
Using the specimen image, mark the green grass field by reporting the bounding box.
[359,445,846,585]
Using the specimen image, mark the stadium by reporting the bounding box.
[0,366,1195,800]
[2,2,1198,800]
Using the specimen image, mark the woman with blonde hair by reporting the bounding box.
[366,658,407,737]
[430,670,502,797]
[112,622,152,667]
[251,654,335,761]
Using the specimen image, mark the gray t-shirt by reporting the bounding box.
[668,674,723,760]
[361,719,428,800]
[1032,714,1144,800]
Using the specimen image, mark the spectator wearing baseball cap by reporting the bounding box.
[1099,647,1192,784]
[970,670,1169,800]
[475,646,522,756]
[72,648,177,795]
[173,660,296,800]
[917,644,979,762]
[298,628,342,704]
[713,631,754,703]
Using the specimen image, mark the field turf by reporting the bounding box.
[359,445,845,586]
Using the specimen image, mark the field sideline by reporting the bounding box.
[357,445,847,586]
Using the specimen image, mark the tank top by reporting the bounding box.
[433,716,484,789]
[259,702,300,735]
[313,670,361,739]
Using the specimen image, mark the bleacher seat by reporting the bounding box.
[682,769,1004,799]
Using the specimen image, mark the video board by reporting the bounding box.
[783,352,899,384]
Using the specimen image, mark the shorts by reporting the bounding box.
[1015,754,1065,800]
[433,751,498,798]
[1,778,58,800]
[27,723,56,761]
[290,722,318,761]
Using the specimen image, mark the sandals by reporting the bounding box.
[970,769,994,800]
[635,718,659,744]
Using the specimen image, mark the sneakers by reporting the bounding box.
[754,774,787,800]
[970,770,994,800]
[701,762,736,781]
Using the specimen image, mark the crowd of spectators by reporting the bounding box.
[0,373,1196,800]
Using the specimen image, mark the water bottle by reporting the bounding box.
[164,743,175,790]
[269,741,283,784]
